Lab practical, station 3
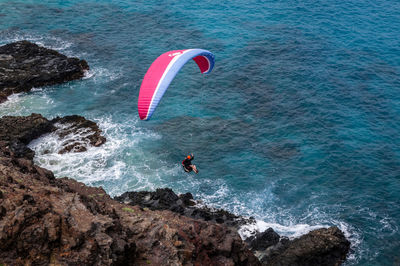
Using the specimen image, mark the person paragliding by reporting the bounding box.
[138,50,214,174]
[182,153,198,174]
[138,49,215,120]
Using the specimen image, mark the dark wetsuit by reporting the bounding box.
[182,155,194,171]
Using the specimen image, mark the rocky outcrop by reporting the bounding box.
[0,40,89,103]
[0,114,260,265]
[245,228,281,252]
[0,113,54,159]
[116,188,351,266]
[0,113,106,156]
[52,115,106,154]
[259,227,350,266]
[115,188,255,228]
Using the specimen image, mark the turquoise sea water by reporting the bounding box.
[1,0,399,264]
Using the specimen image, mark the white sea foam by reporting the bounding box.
[28,115,167,196]
[83,70,94,79]
[0,90,55,117]
[334,220,361,263]
[85,66,122,82]
[0,93,25,116]
[29,116,127,180]
[238,220,327,239]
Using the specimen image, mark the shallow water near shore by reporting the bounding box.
[1,0,400,264]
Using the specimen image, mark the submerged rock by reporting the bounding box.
[0,40,89,103]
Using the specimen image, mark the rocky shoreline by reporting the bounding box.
[0,40,89,103]
[115,188,351,265]
[0,41,350,265]
[0,113,260,265]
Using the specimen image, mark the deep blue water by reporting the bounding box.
[1,0,399,264]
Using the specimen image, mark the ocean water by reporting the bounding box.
[1,0,399,264]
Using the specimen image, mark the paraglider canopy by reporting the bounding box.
[137,49,215,121]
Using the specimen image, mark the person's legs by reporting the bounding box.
[191,164,198,174]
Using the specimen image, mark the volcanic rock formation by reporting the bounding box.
[259,226,350,266]
[116,188,351,266]
[115,188,254,228]
[51,115,106,154]
[0,113,106,156]
[0,40,89,103]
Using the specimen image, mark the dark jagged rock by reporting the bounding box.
[0,40,89,103]
[246,228,280,251]
[0,114,260,265]
[0,113,54,145]
[260,227,350,266]
[0,114,105,156]
[116,188,350,266]
[0,141,137,265]
[0,113,54,159]
[51,115,106,154]
[115,188,195,212]
[115,188,255,228]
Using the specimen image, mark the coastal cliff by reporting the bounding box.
[116,188,350,265]
[0,41,350,265]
